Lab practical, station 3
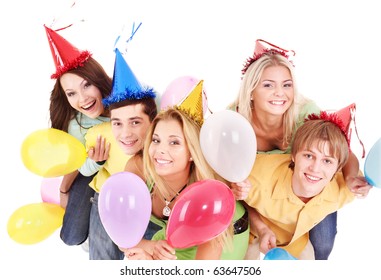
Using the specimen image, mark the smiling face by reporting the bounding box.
[110,103,151,155]
[60,72,104,118]
[148,119,192,180]
[252,65,294,116]
[291,141,339,200]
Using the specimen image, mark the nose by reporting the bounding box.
[121,126,133,138]
[78,90,88,102]
[308,159,321,173]
[274,85,285,97]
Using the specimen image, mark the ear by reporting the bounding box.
[189,157,193,161]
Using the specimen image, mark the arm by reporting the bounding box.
[243,202,276,254]
[59,170,79,209]
[121,239,177,260]
[79,135,111,176]
[342,152,372,198]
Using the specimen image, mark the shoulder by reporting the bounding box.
[125,154,144,180]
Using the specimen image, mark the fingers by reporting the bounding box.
[152,241,177,260]
[87,135,110,162]
[231,181,251,200]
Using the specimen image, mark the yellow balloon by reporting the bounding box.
[21,128,87,177]
[7,202,65,245]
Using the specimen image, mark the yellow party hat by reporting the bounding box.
[176,80,204,126]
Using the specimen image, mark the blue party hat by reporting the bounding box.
[102,48,156,107]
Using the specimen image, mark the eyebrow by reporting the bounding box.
[110,116,143,122]
[64,78,87,93]
[152,133,183,139]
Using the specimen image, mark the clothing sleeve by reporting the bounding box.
[67,114,109,176]
[78,158,103,176]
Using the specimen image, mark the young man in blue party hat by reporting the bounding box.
[84,47,157,260]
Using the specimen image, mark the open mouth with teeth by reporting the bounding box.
[305,173,321,183]
[81,100,96,110]
[269,100,286,105]
[120,139,138,147]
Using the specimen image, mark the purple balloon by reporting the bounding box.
[98,172,151,248]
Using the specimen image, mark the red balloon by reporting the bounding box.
[166,179,235,248]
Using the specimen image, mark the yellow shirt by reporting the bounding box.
[245,154,355,258]
[85,122,131,193]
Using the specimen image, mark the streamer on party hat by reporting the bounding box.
[175,80,204,126]
[102,48,156,107]
[44,24,91,79]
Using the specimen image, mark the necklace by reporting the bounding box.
[162,184,187,217]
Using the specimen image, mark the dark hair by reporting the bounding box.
[49,57,112,131]
[109,98,158,122]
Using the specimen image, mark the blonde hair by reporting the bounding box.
[143,108,233,250]
[291,119,349,171]
[232,53,311,147]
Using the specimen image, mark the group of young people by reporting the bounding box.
[45,24,372,260]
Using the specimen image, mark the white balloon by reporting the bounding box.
[200,110,257,182]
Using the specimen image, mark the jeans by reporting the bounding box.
[143,221,162,240]
[60,173,95,245]
[89,192,124,260]
[309,211,337,260]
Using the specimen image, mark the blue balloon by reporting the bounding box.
[263,248,297,260]
[364,137,381,188]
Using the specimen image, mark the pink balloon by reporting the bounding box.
[98,172,151,248]
[40,176,63,205]
[200,110,257,182]
[166,179,235,249]
[160,76,208,114]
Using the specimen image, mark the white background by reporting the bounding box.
[1,0,380,279]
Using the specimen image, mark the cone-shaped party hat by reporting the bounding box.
[242,39,295,75]
[102,48,156,107]
[44,25,91,79]
[307,103,365,158]
[176,80,204,126]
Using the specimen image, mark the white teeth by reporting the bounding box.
[121,139,136,145]
[306,174,320,181]
[82,100,95,109]
[270,100,285,105]
[156,159,171,164]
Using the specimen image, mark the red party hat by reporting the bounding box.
[307,103,365,158]
[242,39,296,75]
[44,25,91,79]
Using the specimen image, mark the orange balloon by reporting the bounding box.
[21,128,87,177]
[7,202,65,245]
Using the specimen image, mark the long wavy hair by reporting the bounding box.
[143,108,233,250]
[231,53,312,148]
[49,57,112,132]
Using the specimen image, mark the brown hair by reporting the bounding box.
[49,57,112,131]
[109,98,158,123]
[291,119,349,171]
